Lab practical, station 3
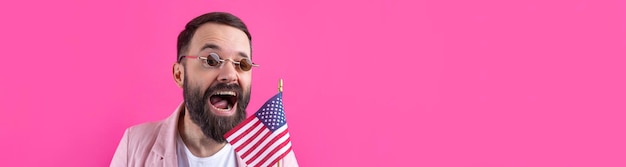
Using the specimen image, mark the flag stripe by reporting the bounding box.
[232,122,265,152]
[240,128,272,158]
[246,129,290,165]
[224,115,257,139]
[227,118,261,144]
[262,143,293,167]
[235,124,269,153]
[241,125,288,162]
[256,137,292,166]
[242,127,289,161]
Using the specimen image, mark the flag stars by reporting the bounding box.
[254,94,288,131]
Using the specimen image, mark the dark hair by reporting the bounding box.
[177,12,252,62]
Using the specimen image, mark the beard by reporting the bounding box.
[182,75,249,143]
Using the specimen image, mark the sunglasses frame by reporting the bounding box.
[179,52,259,71]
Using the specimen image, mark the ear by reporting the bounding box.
[173,63,184,88]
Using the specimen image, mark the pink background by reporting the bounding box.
[1,0,625,166]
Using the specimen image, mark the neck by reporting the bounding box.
[178,106,227,157]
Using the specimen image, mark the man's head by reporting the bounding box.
[173,12,253,143]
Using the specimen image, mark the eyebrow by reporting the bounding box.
[201,43,250,58]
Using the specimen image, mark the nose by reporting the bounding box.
[216,60,239,84]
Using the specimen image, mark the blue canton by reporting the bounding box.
[255,92,287,132]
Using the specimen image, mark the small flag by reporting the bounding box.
[224,92,293,167]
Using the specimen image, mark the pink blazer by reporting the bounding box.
[110,103,299,167]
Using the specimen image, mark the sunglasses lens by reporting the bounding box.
[240,59,253,71]
[205,53,221,67]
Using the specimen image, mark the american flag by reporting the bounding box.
[224,92,293,167]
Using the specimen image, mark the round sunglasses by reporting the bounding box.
[179,51,259,71]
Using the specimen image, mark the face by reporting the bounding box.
[179,23,252,143]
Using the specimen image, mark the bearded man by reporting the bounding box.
[110,12,299,167]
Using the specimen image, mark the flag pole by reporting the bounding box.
[277,78,282,167]
[278,79,283,93]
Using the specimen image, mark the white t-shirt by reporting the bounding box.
[176,134,238,167]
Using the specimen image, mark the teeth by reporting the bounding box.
[214,91,236,96]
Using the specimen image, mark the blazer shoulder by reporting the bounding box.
[129,120,165,137]
[125,121,166,148]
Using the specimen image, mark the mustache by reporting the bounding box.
[203,83,244,100]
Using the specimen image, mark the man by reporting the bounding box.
[111,12,299,167]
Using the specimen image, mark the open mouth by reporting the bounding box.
[209,91,238,112]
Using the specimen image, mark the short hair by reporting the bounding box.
[176,12,252,62]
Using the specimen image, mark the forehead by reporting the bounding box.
[189,23,251,56]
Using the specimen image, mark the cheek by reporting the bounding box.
[187,75,216,92]
[239,73,253,89]
[187,67,220,84]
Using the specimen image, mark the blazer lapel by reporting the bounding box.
[150,103,185,167]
